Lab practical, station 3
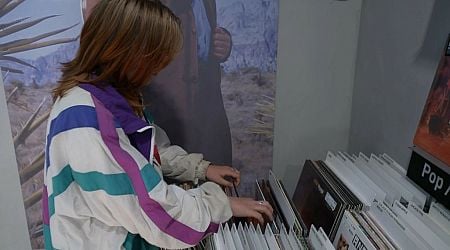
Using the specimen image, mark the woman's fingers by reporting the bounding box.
[229,197,274,225]
[226,167,240,185]
[254,201,274,221]
[218,178,233,187]
[248,210,264,225]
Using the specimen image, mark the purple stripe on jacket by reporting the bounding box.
[86,87,218,245]
[42,185,50,225]
[79,83,152,159]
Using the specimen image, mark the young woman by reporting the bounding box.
[43,0,272,249]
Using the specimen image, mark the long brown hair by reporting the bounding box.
[54,0,182,114]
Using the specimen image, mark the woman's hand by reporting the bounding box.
[229,197,274,225]
[206,165,240,187]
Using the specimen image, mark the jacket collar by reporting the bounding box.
[79,83,149,134]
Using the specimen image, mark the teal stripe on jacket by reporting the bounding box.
[48,163,161,217]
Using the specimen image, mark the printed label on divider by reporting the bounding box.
[407,151,449,209]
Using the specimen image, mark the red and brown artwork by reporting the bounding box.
[414,47,450,167]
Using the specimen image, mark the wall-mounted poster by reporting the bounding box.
[413,35,450,168]
[82,0,279,195]
[1,0,278,248]
[0,0,82,248]
[143,0,280,196]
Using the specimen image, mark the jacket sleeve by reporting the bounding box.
[62,103,232,249]
[154,124,211,182]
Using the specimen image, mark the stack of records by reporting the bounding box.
[318,152,450,250]
[334,209,396,249]
[172,151,450,249]
[292,159,363,241]
[206,170,311,249]
[351,152,427,207]
[172,171,314,250]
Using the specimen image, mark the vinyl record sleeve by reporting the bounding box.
[292,160,347,238]
[380,153,407,176]
[237,223,250,250]
[277,177,307,236]
[243,224,257,250]
[256,224,269,250]
[317,227,335,250]
[429,202,450,234]
[391,201,436,249]
[222,224,237,250]
[317,160,362,210]
[367,201,425,250]
[279,228,293,250]
[269,171,299,231]
[325,152,375,207]
[351,211,386,249]
[378,154,427,208]
[337,151,386,203]
[249,223,264,250]
[371,154,424,206]
[260,179,288,232]
[264,224,281,250]
[408,202,450,247]
[354,154,399,205]
[333,211,378,250]
[230,224,244,250]
[359,211,397,249]
[314,160,355,238]
[255,180,279,233]
[308,225,323,250]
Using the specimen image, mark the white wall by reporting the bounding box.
[273,0,362,195]
[0,77,31,250]
[348,0,450,167]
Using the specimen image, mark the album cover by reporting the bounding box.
[316,160,363,211]
[314,160,359,239]
[292,160,347,238]
[413,35,450,167]
[333,211,378,250]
